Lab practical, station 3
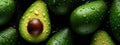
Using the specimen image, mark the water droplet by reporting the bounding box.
[30,9,33,13]
[86,1,90,3]
[70,0,72,3]
[108,11,110,13]
[43,13,45,15]
[83,15,86,17]
[114,27,117,30]
[34,10,39,15]
[99,18,102,20]
[28,16,31,19]
[53,0,56,3]
[42,13,46,17]
[86,17,89,19]
[85,21,88,23]
[48,23,50,25]
[91,7,95,10]
[118,24,120,27]
[94,38,97,41]
[58,3,61,5]
[22,17,25,20]
[28,39,31,41]
[4,1,8,3]
[10,40,13,42]
[118,14,120,16]
[0,5,3,6]
[43,19,47,21]
[102,41,105,44]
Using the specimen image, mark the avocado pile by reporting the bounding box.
[1,0,120,45]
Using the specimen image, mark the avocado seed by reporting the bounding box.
[27,18,43,37]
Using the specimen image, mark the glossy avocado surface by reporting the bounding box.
[19,0,51,43]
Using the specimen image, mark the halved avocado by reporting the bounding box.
[90,30,115,45]
[19,0,51,43]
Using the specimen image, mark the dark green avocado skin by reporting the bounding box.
[0,27,17,45]
[45,0,81,15]
[70,0,107,35]
[0,0,15,26]
[110,0,120,42]
[46,28,73,45]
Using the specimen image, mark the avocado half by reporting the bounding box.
[19,0,51,43]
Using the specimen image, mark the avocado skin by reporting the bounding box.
[0,27,17,45]
[91,30,115,45]
[110,0,120,42]
[46,28,73,45]
[45,0,81,15]
[70,0,107,35]
[0,0,15,26]
[19,0,51,43]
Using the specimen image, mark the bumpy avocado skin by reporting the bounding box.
[0,0,15,26]
[45,0,81,15]
[46,28,73,45]
[110,0,120,42]
[19,0,51,43]
[70,0,107,35]
[0,27,17,45]
[91,30,115,45]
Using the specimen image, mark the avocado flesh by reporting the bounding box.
[19,0,51,43]
[91,30,115,45]
[0,0,15,26]
[0,27,17,45]
[46,28,73,45]
[70,0,107,35]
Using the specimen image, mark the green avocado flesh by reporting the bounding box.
[91,30,115,45]
[0,27,17,45]
[70,0,107,35]
[110,0,120,42]
[46,28,73,45]
[19,0,51,43]
[0,0,15,26]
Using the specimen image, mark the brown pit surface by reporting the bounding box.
[27,18,43,37]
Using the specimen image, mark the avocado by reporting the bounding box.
[0,0,15,26]
[70,0,107,35]
[0,27,17,45]
[46,28,73,45]
[45,0,81,15]
[110,0,120,42]
[19,0,51,43]
[90,30,115,45]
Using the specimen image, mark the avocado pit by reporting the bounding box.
[27,18,43,37]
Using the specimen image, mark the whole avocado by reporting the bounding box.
[0,0,15,26]
[19,0,51,43]
[70,0,107,35]
[110,0,120,42]
[0,27,17,45]
[45,0,81,15]
[46,28,73,45]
